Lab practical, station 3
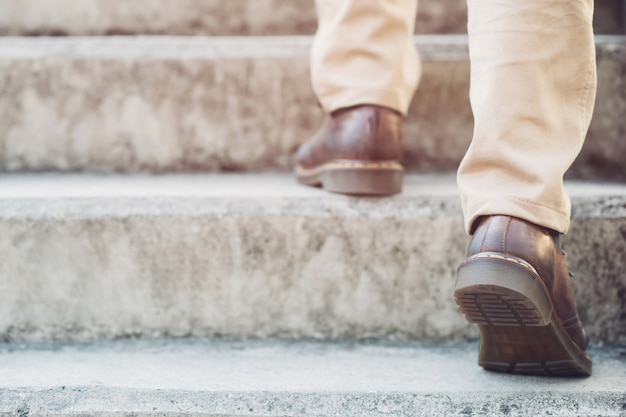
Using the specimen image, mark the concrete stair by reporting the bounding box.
[1,35,625,180]
[1,2,625,415]
[0,0,623,35]
[0,0,467,36]
[1,173,625,345]
[1,339,625,417]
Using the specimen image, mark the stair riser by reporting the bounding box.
[1,39,624,180]
[0,0,622,36]
[0,197,623,343]
[0,0,468,36]
[0,389,622,417]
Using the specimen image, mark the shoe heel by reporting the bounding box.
[320,163,403,196]
[455,255,592,377]
[454,255,552,327]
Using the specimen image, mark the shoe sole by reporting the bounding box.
[295,160,403,196]
[454,253,592,377]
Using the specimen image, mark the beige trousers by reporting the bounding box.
[312,0,597,234]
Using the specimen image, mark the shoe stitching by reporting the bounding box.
[467,253,535,273]
[479,217,492,252]
[502,217,512,253]
[562,315,582,328]
[325,160,403,170]
[296,160,403,176]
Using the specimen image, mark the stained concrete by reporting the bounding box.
[0,35,470,175]
[0,339,625,417]
[0,0,622,36]
[0,36,624,180]
[0,173,624,343]
[0,0,468,36]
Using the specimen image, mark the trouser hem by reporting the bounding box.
[463,195,570,235]
[316,87,412,115]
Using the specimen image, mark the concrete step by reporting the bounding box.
[0,0,468,36]
[0,0,622,36]
[0,173,624,344]
[1,35,625,180]
[0,339,624,416]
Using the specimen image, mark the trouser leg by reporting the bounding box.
[458,0,597,234]
[311,0,420,115]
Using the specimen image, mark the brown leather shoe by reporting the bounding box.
[454,215,592,376]
[295,105,404,196]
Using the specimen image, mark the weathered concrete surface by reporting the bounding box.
[0,339,624,417]
[0,36,624,180]
[0,0,622,36]
[0,173,624,343]
[0,0,468,36]
[0,35,470,175]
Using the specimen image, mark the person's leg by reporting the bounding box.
[311,0,420,115]
[458,0,596,234]
[296,0,419,196]
[455,0,596,376]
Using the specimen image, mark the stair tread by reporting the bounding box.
[0,34,624,61]
[0,34,470,61]
[0,339,624,416]
[1,172,625,200]
[0,173,624,221]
